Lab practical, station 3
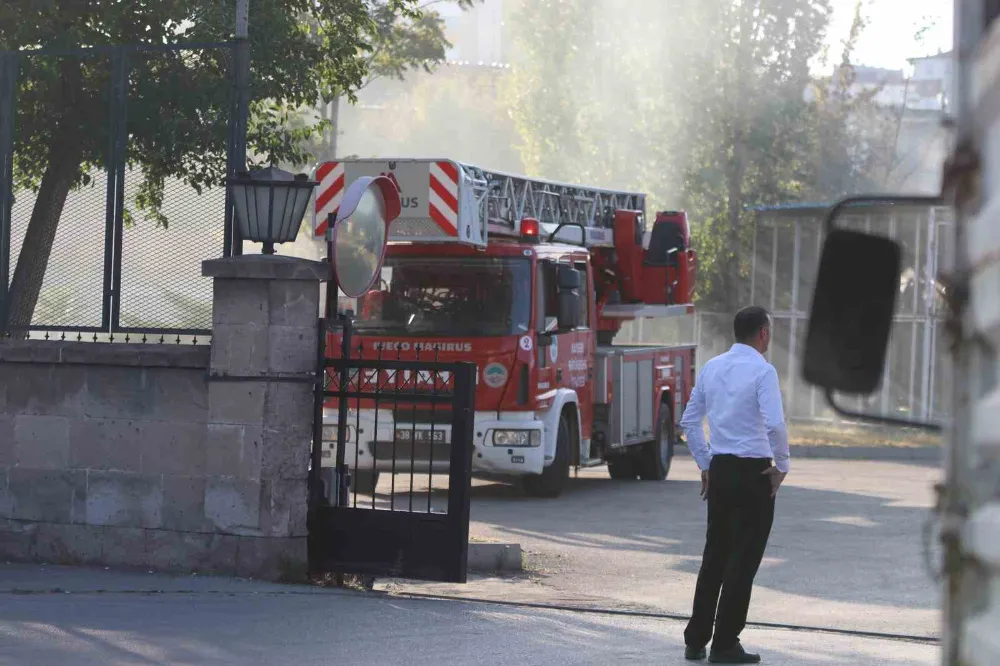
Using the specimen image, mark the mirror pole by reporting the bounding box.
[324,215,336,319]
[334,309,354,508]
[824,388,943,433]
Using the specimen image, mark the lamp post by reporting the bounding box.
[228,166,318,255]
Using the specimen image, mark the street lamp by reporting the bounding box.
[228,166,318,255]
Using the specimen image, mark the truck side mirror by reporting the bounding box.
[801,194,944,433]
[802,229,900,394]
[556,265,583,330]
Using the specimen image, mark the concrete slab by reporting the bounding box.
[467,542,522,574]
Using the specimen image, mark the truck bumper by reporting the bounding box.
[320,411,547,476]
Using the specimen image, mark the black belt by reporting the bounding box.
[711,454,772,469]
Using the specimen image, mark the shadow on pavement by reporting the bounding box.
[457,464,938,613]
[0,583,935,665]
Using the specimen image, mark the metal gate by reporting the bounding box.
[308,315,477,583]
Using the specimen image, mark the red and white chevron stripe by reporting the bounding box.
[313,161,344,237]
[428,161,458,235]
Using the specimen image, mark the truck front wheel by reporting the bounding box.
[607,455,637,480]
[638,406,674,481]
[523,412,571,498]
[351,469,380,495]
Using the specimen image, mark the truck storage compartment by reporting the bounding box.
[598,346,659,448]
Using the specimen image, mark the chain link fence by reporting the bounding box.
[750,203,953,423]
[0,44,237,343]
[615,202,953,425]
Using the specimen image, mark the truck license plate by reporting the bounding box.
[416,430,446,444]
[397,429,448,444]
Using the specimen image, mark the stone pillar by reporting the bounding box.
[202,255,329,580]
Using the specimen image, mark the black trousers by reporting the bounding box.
[684,454,775,651]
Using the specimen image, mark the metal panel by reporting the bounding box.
[637,358,654,440]
[622,360,639,442]
[594,350,611,404]
[610,353,625,447]
[601,304,694,318]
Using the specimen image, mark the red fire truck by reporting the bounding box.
[315,159,698,498]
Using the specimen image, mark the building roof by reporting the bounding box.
[750,199,943,218]
[908,51,953,62]
[850,65,906,85]
[750,202,832,214]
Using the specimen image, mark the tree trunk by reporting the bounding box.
[3,142,83,334]
[327,96,340,157]
[725,131,746,314]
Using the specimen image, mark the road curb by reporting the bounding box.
[467,543,523,574]
[678,444,940,462]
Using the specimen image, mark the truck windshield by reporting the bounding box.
[355,257,531,337]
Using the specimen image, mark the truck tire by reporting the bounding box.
[638,406,674,481]
[320,467,336,503]
[524,412,571,498]
[351,469,380,495]
[607,455,638,480]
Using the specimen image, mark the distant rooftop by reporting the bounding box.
[749,202,832,215]
[908,51,954,62]
[849,65,906,85]
[751,199,943,217]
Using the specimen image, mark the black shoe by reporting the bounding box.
[685,645,707,660]
[709,641,761,663]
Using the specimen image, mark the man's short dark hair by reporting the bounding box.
[733,306,770,343]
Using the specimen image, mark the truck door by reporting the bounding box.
[535,260,559,393]
[536,259,593,452]
[570,259,595,446]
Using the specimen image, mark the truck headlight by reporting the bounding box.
[492,430,541,447]
[322,425,353,442]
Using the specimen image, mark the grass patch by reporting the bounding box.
[786,422,941,448]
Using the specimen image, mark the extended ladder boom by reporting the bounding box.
[462,164,645,240]
[312,158,645,248]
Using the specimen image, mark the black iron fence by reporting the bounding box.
[0,42,241,342]
[310,316,476,583]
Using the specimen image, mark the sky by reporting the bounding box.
[826,0,953,70]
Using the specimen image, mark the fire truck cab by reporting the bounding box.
[315,159,698,498]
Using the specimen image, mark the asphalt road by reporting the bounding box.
[0,565,936,665]
[390,456,943,640]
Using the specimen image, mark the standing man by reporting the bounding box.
[680,306,790,663]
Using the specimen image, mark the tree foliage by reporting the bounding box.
[0,0,463,330]
[505,0,901,316]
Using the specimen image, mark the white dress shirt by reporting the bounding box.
[680,343,791,473]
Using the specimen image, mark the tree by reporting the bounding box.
[504,0,649,190]
[644,0,834,315]
[505,0,907,319]
[310,0,479,159]
[0,0,462,333]
[338,63,524,172]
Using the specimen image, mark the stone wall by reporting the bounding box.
[0,256,326,580]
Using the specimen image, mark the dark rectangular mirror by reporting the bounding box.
[802,228,902,394]
[557,264,582,290]
[557,291,582,330]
